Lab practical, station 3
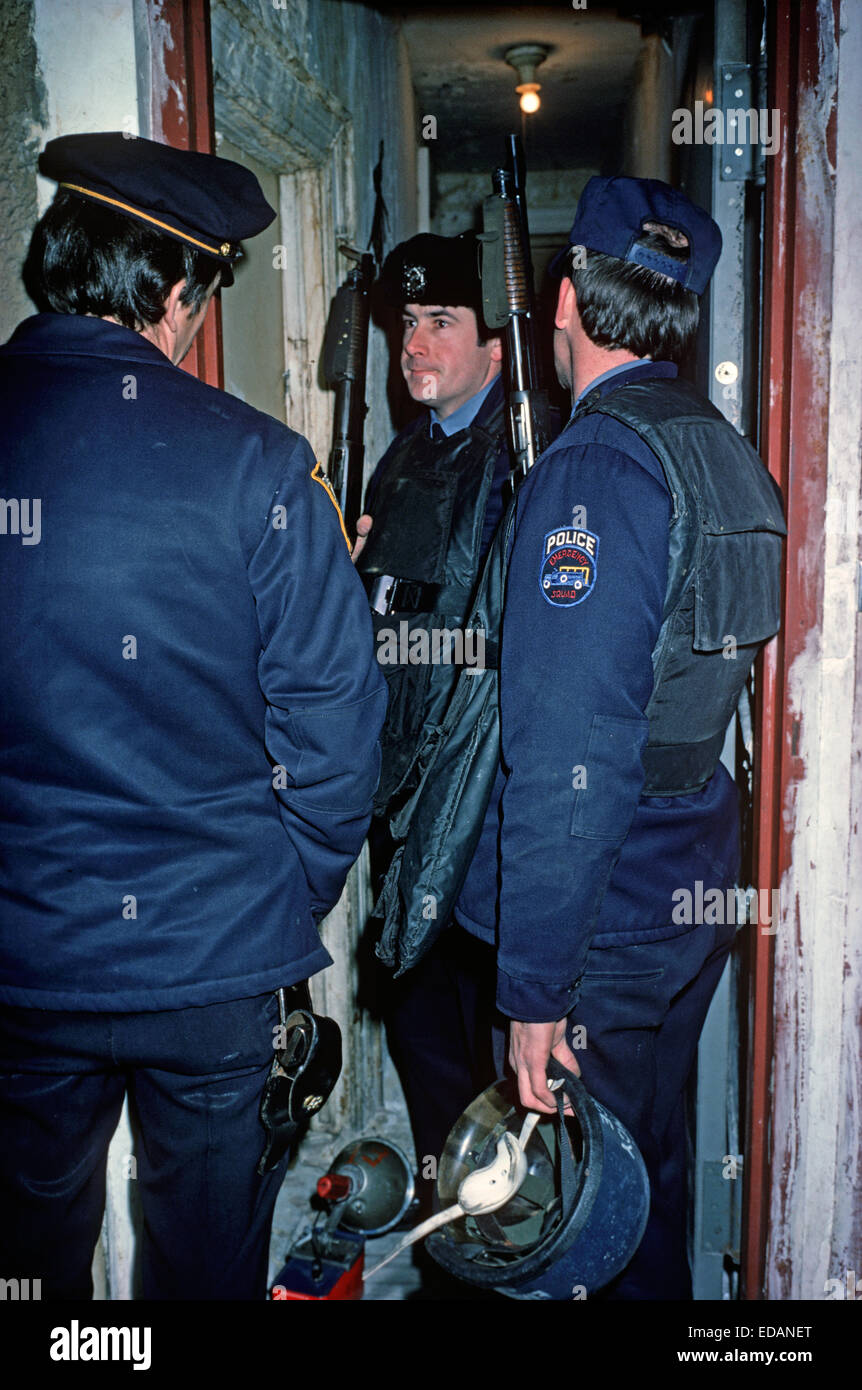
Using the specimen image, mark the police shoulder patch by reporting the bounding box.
[539,524,599,606]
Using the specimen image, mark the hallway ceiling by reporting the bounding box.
[382,2,709,172]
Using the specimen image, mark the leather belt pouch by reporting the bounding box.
[257,983,343,1175]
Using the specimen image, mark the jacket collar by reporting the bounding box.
[1,312,177,370]
[429,373,503,438]
[423,372,505,440]
[571,359,678,421]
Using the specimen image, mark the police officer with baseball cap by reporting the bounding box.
[0,133,387,1299]
[453,175,785,1297]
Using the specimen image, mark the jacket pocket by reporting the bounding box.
[570,713,648,840]
[694,527,784,651]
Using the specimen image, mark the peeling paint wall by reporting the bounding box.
[767,0,862,1300]
[0,0,140,342]
[33,0,139,210]
[211,0,416,463]
[0,0,45,340]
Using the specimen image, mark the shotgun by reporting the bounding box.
[480,135,552,487]
[322,250,375,537]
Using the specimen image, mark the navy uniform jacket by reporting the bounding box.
[457,361,739,1021]
[0,313,387,1012]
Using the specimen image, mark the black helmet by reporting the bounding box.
[426,1060,649,1300]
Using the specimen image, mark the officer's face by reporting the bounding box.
[400,305,502,420]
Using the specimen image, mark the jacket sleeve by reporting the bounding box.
[495,436,670,1020]
[249,435,388,919]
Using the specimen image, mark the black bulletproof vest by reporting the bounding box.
[579,377,786,793]
[356,396,506,808]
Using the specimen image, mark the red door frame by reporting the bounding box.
[150,0,224,389]
[742,0,837,1298]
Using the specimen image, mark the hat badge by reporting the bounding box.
[402,263,426,299]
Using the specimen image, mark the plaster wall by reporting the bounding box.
[0,0,44,341]
[211,0,416,463]
[287,0,418,470]
[0,0,139,342]
[217,138,284,425]
[33,0,139,210]
[622,31,675,181]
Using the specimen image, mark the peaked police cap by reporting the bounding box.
[39,132,276,288]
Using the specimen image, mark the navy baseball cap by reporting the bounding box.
[551,176,722,296]
[39,132,276,287]
[381,233,484,315]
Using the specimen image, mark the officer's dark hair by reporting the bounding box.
[568,228,699,364]
[24,189,221,330]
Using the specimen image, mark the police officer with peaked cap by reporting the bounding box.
[453,176,786,1297]
[0,133,387,1299]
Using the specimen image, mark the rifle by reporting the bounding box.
[322,250,375,537]
[479,135,552,487]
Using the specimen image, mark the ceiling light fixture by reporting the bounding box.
[505,43,549,115]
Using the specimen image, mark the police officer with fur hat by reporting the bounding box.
[0,133,386,1299]
[452,176,785,1297]
[354,232,519,1222]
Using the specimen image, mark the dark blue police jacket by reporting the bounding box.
[0,314,387,1012]
[457,361,741,1022]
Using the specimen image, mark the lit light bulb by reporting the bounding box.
[518,85,541,114]
[506,44,549,119]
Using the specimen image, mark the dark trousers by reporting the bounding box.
[384,926,504,1215]
[0,991,287,1300]
[571,921,737,1300]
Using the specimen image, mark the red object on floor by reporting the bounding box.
[270,1240,365,1300]
[316,1173,353,1202]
